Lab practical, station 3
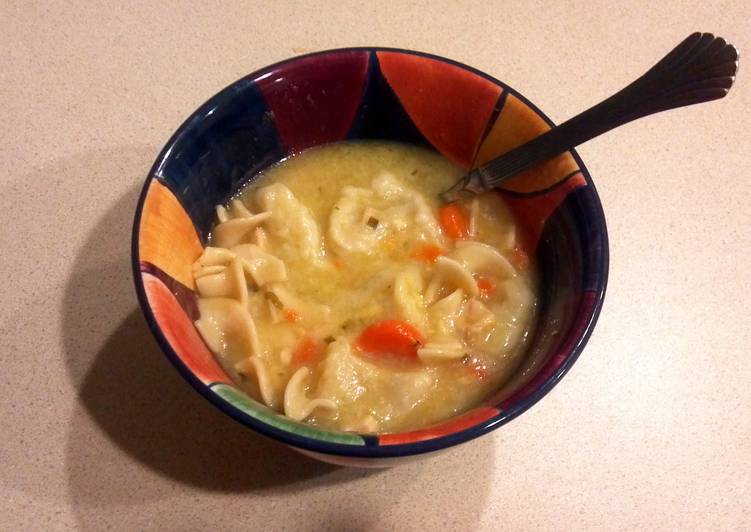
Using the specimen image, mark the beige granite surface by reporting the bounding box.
[2,1,750,530]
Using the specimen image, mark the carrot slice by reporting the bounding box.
[412,244,443,263]
[292,336,321,366]
[476,276,496,297]
[356,320,425,360]
[439,204,469,239]
[283,308,302,323]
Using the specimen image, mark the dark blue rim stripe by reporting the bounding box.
[469,89,510,168]
[132,47,609,459]
[498,169,584,198]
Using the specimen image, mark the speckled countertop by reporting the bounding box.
[2,2,750,530]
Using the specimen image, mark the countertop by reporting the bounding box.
[2,2,749,530]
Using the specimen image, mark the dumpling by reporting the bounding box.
[316,338,369,403]
[255,183,325,264]
[328,174,444,256]
[489,276,536,354]
[328,187,384,254]
[371,172,409,199]
[409,193,442,244]
[371,174,442,243]
[283,367,337,421]
[393,265,427,331]
[316,339,438,426]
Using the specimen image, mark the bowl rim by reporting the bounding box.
[132,46,609,458]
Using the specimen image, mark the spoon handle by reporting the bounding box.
[441,32,739,202]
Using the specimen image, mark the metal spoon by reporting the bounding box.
[440,32,739,203]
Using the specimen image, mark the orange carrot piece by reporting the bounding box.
[292,336,321,366]
[412,244,443,263]
[476,276,496,297]
[356,320,425,360]
[438,204,470,240]
[283,308,301,323]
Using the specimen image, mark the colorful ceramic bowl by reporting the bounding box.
[132,48,608,467]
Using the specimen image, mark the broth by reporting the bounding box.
[192,141,537,433]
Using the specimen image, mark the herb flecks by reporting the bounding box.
[267,292,284,309]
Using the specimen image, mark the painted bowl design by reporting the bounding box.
[133,48,608,466]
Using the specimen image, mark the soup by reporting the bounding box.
[192,141,537,433]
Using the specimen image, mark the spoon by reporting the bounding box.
[440,32,739,202]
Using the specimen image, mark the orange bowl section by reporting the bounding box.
[476,94,579,194]
[142,272,231,385]
[139,180,203,289]
[377,52,502,168]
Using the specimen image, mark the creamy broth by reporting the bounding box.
[192,141,537,433]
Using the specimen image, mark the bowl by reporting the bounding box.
[132,48,608,467]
